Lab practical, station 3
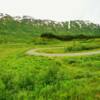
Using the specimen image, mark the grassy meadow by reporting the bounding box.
[0,15,100,100]
[0,38,100,100]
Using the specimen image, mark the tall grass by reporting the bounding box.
[0,43,100,100]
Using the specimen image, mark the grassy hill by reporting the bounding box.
[0,14,100,43]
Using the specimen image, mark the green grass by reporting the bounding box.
[0,15,100,100]
[37,39,100,54]
[0,39,100,100]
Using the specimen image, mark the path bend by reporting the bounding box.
[26,47,100,57]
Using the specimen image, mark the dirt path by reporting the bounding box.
[26,47,100,57]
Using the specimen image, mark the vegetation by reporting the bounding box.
[37,39,100,53]
[0,14,100,43]
[41,33,100,41]
[0,14,100,100]
[0,43,100,100]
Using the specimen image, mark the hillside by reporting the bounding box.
[0,14,100,43]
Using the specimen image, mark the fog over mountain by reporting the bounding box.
[0,0,100,24]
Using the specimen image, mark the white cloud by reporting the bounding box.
[0,0,100,23]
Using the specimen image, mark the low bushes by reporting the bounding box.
[41,32,100,41]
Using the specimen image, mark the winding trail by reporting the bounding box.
[26,47,100,57]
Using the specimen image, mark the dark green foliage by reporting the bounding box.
[41,33,100,41]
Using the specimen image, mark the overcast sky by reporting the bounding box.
[0,0,100,23]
